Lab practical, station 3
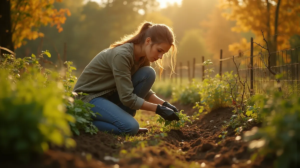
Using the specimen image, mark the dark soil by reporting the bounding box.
[2,102,274,168]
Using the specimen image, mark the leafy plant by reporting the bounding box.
[63,61,99,135]
[152,82,174,99]
[244,89,300,168]
[218,131,228,144]
[156,110,192,132]
[197,68,232,112]
[172,79,201,105]
[0,69,75,161]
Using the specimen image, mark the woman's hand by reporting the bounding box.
[162,101,179,112]
[156,105,179,121]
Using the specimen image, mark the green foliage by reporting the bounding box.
[177,29,210,63]
[172,79,201,105]
[0,69,75,161]
[63,61,99,135]
[152,82,174,99]
[197,66,232,112]
[244,90,300,168]
[218,131,228,144]
[0,51,99,160]
[156,110,192,132]
[66,97,99,135]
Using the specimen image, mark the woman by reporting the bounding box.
[74,22,179,135]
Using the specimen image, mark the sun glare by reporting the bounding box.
[86,0,182,8]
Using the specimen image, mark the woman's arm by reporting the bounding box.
[146,94,165,105]
[140,101,158,112]
[139,94,165,112]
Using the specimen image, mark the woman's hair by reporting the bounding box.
[110,22,177,76]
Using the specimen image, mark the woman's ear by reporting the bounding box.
[145,37,152,45]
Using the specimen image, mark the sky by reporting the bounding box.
[86,0,182,8]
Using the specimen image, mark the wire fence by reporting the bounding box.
[155,37,300,97]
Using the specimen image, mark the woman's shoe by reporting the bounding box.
[136,128,148,135]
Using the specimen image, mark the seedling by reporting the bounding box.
[156,110,192,132]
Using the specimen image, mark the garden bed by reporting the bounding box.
[2,102,273,168]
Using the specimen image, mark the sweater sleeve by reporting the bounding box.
[111,54,144,110]
[144,89,155,101]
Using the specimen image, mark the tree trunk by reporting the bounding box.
[267,0,271,43]
[0,0,14,53]
[270,0,281,67]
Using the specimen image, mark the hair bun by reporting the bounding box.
[141,22,153,30]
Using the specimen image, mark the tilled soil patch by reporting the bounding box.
[2,104,274,168]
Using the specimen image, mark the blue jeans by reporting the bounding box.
[89,66,156,135]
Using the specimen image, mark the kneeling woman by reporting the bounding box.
[74,22,179,135]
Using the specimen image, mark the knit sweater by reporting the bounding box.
[73,43,155,110]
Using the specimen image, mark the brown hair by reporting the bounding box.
[110,22,177,76]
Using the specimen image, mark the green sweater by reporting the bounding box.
[73,43,155,110]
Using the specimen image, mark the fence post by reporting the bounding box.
[180,62,182,85]
[187,61,191,83]
[220,49,223,80]
[202,56,205,81]
[250,37,254,96]
[192,58,196,79]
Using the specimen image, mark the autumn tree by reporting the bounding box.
[172,0,219,40]
[1,0,71,51]
[221,0,300,66]
[177,29,209,64]
[0,0,13,52]
[201,8,241,63]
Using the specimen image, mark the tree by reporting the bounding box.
[201,8,241,63]
[15,0,159,71]
[177,29,209,64]
[172,0,219,40]
[10,0,70,50]
[221,0,300,66]
[0,0,13,52]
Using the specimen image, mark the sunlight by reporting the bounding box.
[85,0,182,8]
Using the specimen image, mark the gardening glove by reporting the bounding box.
[162,101,179,112]
[156,105,179,121]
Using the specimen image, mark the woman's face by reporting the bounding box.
[144,38,171,62]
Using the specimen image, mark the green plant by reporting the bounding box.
[218,131,228,144]
[172,79,201,105]
[0,69,75,161]
[198,71,232,112]
[66,97,99,135]
[156,110,192,132]
[244,89,300,168]
[63,61,99,135]
[152,81,174,99]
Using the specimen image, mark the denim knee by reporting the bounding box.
[123,119,139,135]
[139,66,156,83]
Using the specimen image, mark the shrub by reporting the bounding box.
[172,79,201,105]
[1,52,99,136]
[0,69,75,161]
[244,90,300,168]
[152,81,173,99]
[198,73,231,112]
[63,61,99,135]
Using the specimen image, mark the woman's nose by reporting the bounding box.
[158,54,163,59]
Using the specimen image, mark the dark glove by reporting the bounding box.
[162,101,179,112]
[156,105,179,121]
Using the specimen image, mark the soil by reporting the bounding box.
[1,102,274,168]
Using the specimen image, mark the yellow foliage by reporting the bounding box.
[220,0,300,51]
[143,12,173,27]
[228,38,249,54]
[11,0,71,49]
